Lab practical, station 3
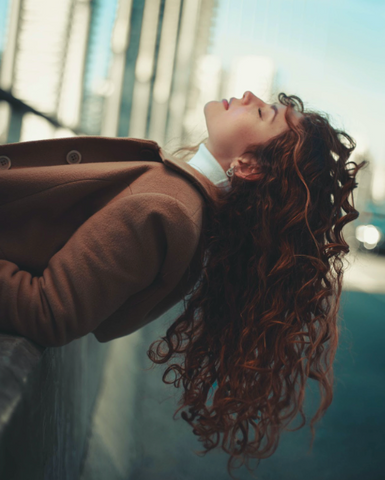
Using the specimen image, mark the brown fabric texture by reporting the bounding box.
[0,136,222,347]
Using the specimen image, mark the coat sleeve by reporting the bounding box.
[0,193,200,347]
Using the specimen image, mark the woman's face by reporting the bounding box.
[203,91,304,172]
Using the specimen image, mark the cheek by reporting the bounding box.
[207,109,258,147]
[230,115,257,143]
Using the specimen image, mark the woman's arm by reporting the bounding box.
[0,193,198,347]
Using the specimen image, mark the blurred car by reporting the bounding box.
[354,200,385,254]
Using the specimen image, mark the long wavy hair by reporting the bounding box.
[146,92,368,478]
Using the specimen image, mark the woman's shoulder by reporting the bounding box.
[130,161,207,220]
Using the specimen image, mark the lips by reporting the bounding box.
[222,99,229,110]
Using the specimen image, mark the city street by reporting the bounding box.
[126,248,384,480]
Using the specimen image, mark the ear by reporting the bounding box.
[234,155,263,182]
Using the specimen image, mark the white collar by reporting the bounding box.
[187,143,231,193]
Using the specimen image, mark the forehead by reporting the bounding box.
[281,104,304,126]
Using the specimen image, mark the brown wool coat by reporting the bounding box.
[0,136,221,347]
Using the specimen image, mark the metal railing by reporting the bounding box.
[0,88,84,144]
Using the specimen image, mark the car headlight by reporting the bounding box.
[355,224,382,249]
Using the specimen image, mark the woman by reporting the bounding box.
[147,91,367,478]
[0,91,366,477]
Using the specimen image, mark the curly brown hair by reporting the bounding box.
[146,92,368,479]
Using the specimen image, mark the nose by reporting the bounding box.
[230,91,251,104]
[244,91,265,105]
[229,91,265,107]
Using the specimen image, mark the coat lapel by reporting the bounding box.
[157,146,222,206]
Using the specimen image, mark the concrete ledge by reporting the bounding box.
[0,333,110,480]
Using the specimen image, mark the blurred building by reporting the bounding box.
[103,0,218,149]
[0,0,219,149]
[0,0,100,142]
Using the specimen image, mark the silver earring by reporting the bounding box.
[226,166,234,177]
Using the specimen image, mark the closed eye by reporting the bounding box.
[258,108,262,119]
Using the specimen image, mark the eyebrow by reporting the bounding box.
[271,104,278,123]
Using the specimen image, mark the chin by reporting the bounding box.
[203,101,219,127]
[203,100,218,112]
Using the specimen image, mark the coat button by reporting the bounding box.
[66,150,82,164]
[0,155,11,170]
[140,148,157,161]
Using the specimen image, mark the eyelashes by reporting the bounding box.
[259,108,262,119]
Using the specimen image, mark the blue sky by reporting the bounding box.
[210,0,385,166]
[0,0,9,54]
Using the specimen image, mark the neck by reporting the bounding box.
[204,140,232,173]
